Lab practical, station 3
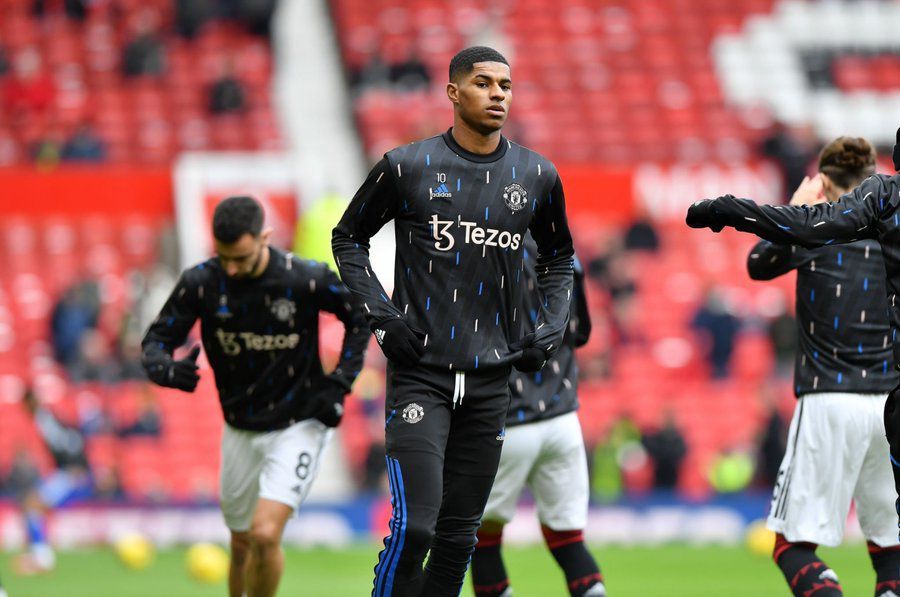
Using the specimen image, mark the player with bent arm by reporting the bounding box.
[142,196,369,597]
[742,137,900,597]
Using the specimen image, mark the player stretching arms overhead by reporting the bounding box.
[471,238,605,597]
[688,137,900,596]
[332,46,574,597]
[744,138,900,596]
[142,196,368,597]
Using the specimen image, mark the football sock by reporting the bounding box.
[773,534,842,596]
[868,541,900,597]
[471,528,510,597]
[541,526,605,597]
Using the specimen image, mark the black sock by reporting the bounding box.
[542,526,604,596]
[773,534,842,596]
[471,529,509,597]
[868,541,900,596]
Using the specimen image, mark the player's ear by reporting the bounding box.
[447,82,459,105]
[260,227,273,246]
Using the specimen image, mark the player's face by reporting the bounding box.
[216,232,265,279]
[449,62,512,134]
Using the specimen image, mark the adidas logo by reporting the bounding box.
[432,183,452,199]
[374,328,386,345]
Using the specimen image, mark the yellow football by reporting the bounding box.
[186,542,229,584]
[745,519,776,556]
[114,533,155,570]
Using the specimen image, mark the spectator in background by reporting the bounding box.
[0,448,40,499]
[208,62,246,115]
[175,0,213,39]
[641,411,687,490]
[590,414,642,503]
[293,190,349,271]
[0,47,9,77]
[351,55,391,92]
[116,386,162,438]
[68,329,121,384]
[61,121,107,162]
[389,50,431,91]
[30,131,62,168]
[691,287,741,378]
[3,47,55,122]
[122,10,166,77]
[623,211,660,253]
[761,122,819,203]
[32,0,88,20]
[50,280,101,367]
[14,388,93,575]
[235,0,276,39]
[756,385,787,488]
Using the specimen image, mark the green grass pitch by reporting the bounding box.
[0,543,876,596]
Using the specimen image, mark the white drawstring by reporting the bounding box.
[452,371,466,409]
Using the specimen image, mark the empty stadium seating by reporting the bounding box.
[332,0,776,163]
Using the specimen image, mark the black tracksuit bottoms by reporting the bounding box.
[372,363,511,597]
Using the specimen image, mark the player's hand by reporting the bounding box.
[147,345,201,392]
[509,333,548,372]
[315,376,349,428]
[789,175,826,207]
[685,199,725,232]
[373,319,426,367]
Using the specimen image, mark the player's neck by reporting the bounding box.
[450,122,501,155]
[250,246,270,278]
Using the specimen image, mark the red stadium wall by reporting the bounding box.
[0,167,173,217]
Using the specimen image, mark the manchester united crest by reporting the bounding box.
[270,298,296,322]
[503,183,528,213]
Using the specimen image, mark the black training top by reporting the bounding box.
[697,173,900,368]
[748,239,896,395]
[141,247,369,431]
[332,129,574,372]
[34,408,89,470]
[507,236,591,426]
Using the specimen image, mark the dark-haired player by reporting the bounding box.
[143,195,369,597]
[333,46,574,596]
[471,239,605,597]
[688,137,900,597]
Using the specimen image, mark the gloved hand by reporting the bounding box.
[146,346,201,392]
[315,376,350,428]
[509,333,547,372]
[373,319,426,367]
[685,198,726,232]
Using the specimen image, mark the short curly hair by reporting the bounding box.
[449,46,509,82]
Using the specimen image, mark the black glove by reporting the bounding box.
[509,333,548,373]
[893,126,900,172]
[685,199,725,232]
[315,376,349,428]
[373,319,425,367]
[146,345,201,392]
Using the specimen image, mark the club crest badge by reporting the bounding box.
[402,403,425,424]
[503,183,528,213]
[271,298,296,322]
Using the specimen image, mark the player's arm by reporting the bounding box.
[527,173,575,358]
[331,157,405,327]
[746,241,814,281]
[141,270,202,391]
[312,264,369,391]
[569,256,592,347]
[686,175,891,248]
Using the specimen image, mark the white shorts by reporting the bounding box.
[482,411,589,530]
[219,419,333,532]
[767,392,899,547]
